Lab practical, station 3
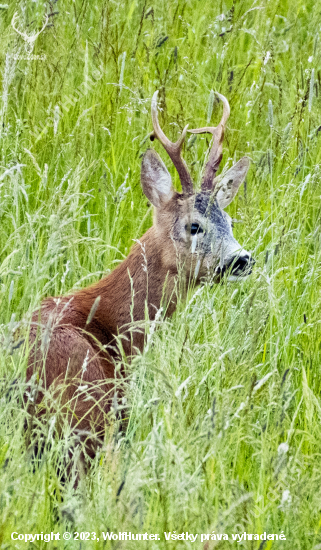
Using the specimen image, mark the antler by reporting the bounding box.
[188,93,230,192]
[32,13,49,41]
[11,12,49,44]
[11,12,28,40]
[151,91,193,195]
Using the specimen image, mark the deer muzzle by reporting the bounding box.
[216,250,255,280]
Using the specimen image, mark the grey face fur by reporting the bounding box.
[172,191,254,282]
[141,149,254,283]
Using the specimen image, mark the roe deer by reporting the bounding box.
[26,91,254,456]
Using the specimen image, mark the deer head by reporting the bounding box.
[11,12,49,54]
[141,91,254,285]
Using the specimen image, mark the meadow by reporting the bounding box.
[0,0,321,548]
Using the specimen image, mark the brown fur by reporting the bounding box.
[26,224,179,453]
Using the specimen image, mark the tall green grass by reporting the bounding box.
[0,0,321,547]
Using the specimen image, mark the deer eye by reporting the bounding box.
[189,223,204,235]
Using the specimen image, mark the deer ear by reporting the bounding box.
[215,157,250,209]
[141,149,174,208]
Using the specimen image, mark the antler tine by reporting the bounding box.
[151,91,193,194]
[188,93,230,192]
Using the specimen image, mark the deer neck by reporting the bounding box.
[73,226,178,355]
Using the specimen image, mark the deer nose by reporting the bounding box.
[226,252,255,275]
